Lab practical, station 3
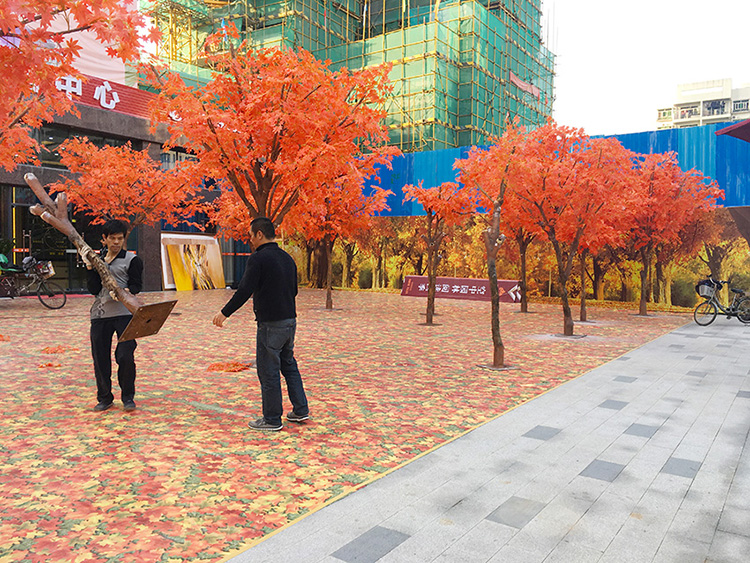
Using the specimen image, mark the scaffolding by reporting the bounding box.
[144,0,554,152]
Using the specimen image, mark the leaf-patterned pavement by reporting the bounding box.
[0,289,689,562]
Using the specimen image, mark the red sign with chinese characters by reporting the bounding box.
[400,276,521,302]
[55,74,155,119]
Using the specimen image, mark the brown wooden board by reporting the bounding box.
[118,300,178,342]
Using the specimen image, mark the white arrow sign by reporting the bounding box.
[508,284,521,302]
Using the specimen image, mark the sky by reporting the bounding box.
[543,0,750,136]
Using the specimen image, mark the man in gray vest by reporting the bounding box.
[86,219,143,412]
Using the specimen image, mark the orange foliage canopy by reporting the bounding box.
[50,138,202,235]
[403,181,477,230]
[628,152,723,251]
[287,170,392,244]
[145,28,398,236]
[0,0,157,170]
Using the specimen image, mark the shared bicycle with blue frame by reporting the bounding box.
[694,277,750,326]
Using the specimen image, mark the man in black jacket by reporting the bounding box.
[213,217,309,431]
[86,219,143,412]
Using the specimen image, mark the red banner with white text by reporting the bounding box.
[401,276,521,302]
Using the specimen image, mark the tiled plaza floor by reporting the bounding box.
[0,289,689,562]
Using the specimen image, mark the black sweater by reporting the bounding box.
[221,242,297,322]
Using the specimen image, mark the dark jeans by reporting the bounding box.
[256,318,308,425]
[91,315,137,404]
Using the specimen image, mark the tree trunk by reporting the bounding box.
[342,242,356,288]
[426,247,437,325]
[665,265,673,306]
[639,247,651,316]
[311,241,327,289]
[518,234,529,313]
[484,208,506,367]
[592,256,605,300]
[579,250,588,322]
[325,237,333,309]
[304,242,314,284]
[557,256,574,335]
[655,261,666,303]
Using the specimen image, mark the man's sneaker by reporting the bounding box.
[286,412,310,423]
[123,400,136,412]
[93,402,113,412]
[248,417,283,431]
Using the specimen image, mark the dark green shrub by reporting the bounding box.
[357,265,372,289]
[671,277,697,308]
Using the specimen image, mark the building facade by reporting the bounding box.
[148,0,555,151]
[657,78,750,130]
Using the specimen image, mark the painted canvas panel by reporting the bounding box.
[166,243,225,291]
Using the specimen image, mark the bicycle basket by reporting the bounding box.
[34,261,55,279]
[695,280,716,298]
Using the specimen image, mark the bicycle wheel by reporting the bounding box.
[737,298,750,324]
[693,301,717,326]
[37,281,66,309]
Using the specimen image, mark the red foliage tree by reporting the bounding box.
[145,28,398,234]
[0,0,156,170]
[50,138,202,236]
[512,122,634,336]
[628,153,723,315]
[287,169,391,309]
[403,181,476,324]
[456,122,527,367]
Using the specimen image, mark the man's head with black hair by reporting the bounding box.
[250,217,276,240]
[102,219,129,238]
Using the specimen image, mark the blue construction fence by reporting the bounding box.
[367,123,750,216]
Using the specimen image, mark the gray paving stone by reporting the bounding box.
[486,496,546,529]
[613,375,638,383]
[661,456,702,479]
[432,519,516,562]
[331,526,410,563]
[579,459,625,482]
[686,355,704,360]
[616,356,631,361]
[523,425,561,441]
[652,534,710,563]
[707,530,750,563]
[624,423,659,438]
[542,539,603,563]
[598,399,628,410]
[737,390,750,399]
[717,504,750,538]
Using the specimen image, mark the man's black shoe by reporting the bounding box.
[248,417,283,431]
[123,400,136,412]
[93,402,113,412]
[286,412,310,423]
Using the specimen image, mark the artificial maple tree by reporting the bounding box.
[50,137,202,236]
[456,122,527,367]
[403,181,476,325]
[145,26,398,235]
[627,153,723,316]
[511,123,635,336]
[287,172,391,309]
[0,0,156,170]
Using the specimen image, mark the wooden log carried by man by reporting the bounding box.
[23,173,177,342]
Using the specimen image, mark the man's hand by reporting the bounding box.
[213,312,227,327]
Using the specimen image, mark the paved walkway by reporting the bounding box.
[229,316,750,563]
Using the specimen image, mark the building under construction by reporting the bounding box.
[146,0,555,152]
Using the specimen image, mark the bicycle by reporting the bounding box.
[0,256,67,309]
[693,277,750,326]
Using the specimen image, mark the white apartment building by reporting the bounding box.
[656,78,750,129]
